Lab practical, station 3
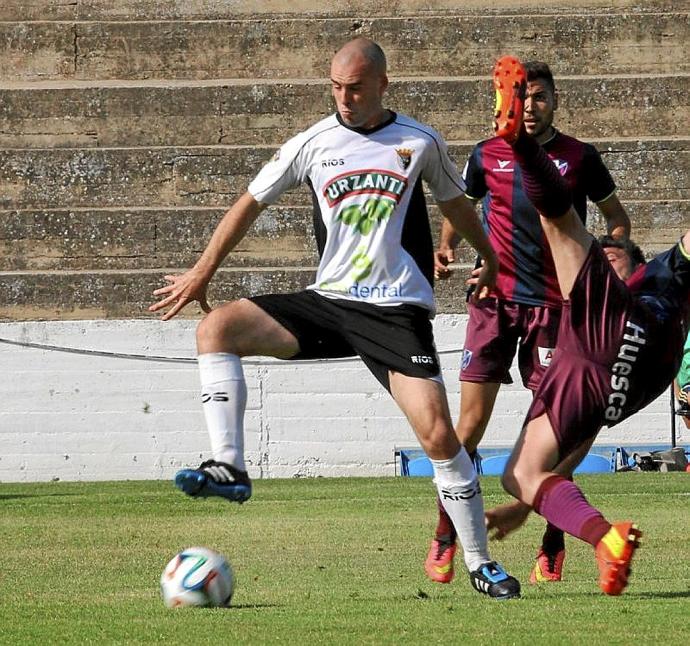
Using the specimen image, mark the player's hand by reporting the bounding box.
[149,269,213,321]
[468,258,497,301]
[434,246,456,279]
[485,501,531,540]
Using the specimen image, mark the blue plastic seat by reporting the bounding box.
[479,454,511,476]
[406,456,434,477]
[573,453,612,474]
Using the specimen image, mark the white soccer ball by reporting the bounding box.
[160,546,235,608]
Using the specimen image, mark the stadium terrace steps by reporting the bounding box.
[0,2,688,319]
[0,0,680,22]
[2,13,688,82]
[1,142,686,210]
[1,203,682,273]
[2,75,688,148]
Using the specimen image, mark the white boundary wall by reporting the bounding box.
[0,318,682,483]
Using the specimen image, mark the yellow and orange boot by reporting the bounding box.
[595,522,642,595]
[492,55,526,144]
[424,539,456,584]
[529,548,565,583]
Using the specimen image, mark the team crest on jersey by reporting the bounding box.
[461,349,473,370]
[538,346,555,367]
[553,159,568,176]
[323,169,408,207]
[396,148,413,170]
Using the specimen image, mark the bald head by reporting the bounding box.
[330,38,389,129]
[332,37,387,76]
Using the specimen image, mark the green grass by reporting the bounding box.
[1,474,688,645]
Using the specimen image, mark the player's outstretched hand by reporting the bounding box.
[149,269,212,321]
[485,501,531,540]
[434,246,455,279]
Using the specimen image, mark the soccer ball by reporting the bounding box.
[160,546,234,608]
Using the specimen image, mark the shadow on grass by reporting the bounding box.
[634,590,690,600]
[0,492,82,500]
[229,603,282,610]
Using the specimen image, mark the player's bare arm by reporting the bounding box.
[438,194,497,299]
[597,192,631,240]
[149,192,266,320]
[434,217,461,279]
[434,196,480,279]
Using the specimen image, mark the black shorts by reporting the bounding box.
[249,290,440,391]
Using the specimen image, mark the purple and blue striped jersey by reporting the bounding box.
[464,131,616,308]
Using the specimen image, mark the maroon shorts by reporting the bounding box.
[526,243,684,457]
[460,298,561,391]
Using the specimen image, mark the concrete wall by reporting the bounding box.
[0,317,681,483]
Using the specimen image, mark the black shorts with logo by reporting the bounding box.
[249,290,440,391]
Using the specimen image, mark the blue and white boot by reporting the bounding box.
[175,460,252,503]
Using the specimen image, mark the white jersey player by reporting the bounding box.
[150,37,520,600]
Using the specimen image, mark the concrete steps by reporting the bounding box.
[2,74,688,148]
[0,1,688,319]
[2,201,684,272]
[3,12,687,81]
[2,140,686,208]
[0,0,680,22]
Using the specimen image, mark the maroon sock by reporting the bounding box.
[533,475,611,547]
[511,130,573,219]
[434,494,457,545]
[540,474,572,554]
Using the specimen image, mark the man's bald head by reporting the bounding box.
[330,38,389,129]
[332,37,387,76]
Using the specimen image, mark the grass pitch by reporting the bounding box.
[1,474,688,645]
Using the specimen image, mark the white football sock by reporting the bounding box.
[431,448,491,572]
[197,352,247,472]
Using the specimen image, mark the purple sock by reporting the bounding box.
[511,131,573,218]
[533,475,611,547]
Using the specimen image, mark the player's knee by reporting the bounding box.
[196,303,242,352]
[419,423,460,460]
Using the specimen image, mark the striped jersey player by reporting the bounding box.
[425,61,631,587]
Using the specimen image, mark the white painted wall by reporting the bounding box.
[0,318,682,482]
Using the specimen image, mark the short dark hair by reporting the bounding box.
[598,234,646,267]
[523,61,556,93]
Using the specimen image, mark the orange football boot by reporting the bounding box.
[595,522,642,595]
[492,55,527,144]
[424,540,457,584]
[529,548,565,583]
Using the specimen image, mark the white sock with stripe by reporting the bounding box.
[430,448,491,572]
[198,352,247,472]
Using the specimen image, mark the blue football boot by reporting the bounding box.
[175,460,252,503]
[469,561,521,600]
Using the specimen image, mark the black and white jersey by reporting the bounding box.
[248,111,465,313]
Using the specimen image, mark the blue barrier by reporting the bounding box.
[396,444,687,477]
